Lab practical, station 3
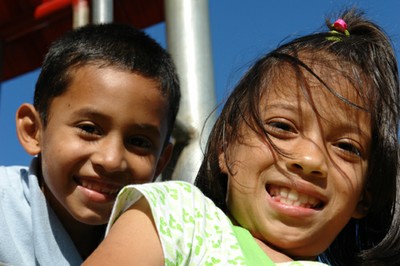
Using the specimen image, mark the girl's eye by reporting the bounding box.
[268,121,293,131]
[335,141,362,157]
[265,120,297,137]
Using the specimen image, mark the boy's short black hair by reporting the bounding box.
[34,23,180,141]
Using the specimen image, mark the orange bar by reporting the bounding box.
[34,0,72,19]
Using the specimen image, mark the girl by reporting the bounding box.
[84,9,399,265]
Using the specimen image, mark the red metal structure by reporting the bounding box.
[0,0,164,82]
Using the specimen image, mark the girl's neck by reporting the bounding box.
[227,213,293,262]
[253,237,293,262]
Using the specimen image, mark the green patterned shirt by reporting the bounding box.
[107,181,329,266]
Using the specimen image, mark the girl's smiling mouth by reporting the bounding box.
[266,184,324,210]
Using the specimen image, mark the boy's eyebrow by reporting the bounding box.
[72,108,163,135]
[73,108,116,121]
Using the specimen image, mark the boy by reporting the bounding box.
[0,23,180,265]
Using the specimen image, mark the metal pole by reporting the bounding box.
[92,0,113,24]
[165,0,217,183]
[73,0,89,28]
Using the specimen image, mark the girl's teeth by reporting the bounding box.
[288,190,299,201]
[309,197,319,206]
[299,194,308,204]
[280,187,289,198]
[269,185,321,208]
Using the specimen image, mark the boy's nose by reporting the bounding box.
[91,137,128,173]
[285,139,328,178]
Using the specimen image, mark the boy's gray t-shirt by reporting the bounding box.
[0,158,82,266]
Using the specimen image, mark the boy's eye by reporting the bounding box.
[77,123,102,136]
[127,136,153,150]
[335,141,362,157]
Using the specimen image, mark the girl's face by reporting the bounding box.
[221,67,371,258]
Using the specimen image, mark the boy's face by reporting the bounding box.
[37,65,172,225]
[220,66,371,258]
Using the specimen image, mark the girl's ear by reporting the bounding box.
[352,190,371,219]
[218,121,232,175]
[218,151,229,174]
[16,103,42,156]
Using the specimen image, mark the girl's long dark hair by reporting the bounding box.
[196,8,400,265]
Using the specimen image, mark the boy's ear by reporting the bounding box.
[16,103,42,156]
[352,190,371,219]
[154,143,174,177]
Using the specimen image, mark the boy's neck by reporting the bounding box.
[55,202,105,259]
[41,184,105,259]
[66,220,105,259]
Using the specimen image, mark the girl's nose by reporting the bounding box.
[286,139,328,178]
[90,137,128,173]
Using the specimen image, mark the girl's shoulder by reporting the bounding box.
[110,181,210,215]
[277,261,329,266]
[109,180,227,232]
[109,181,247,265]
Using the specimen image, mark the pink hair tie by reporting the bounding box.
[332,19,350,36]
[327,18,350,41]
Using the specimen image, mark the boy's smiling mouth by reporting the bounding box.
[266,185,323,209]
[74,177,122,196]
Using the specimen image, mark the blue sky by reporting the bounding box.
[1,0,399,166]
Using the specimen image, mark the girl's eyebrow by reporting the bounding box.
[332,123,371,140]
[263,102,300,113]
[265,102,370,137]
